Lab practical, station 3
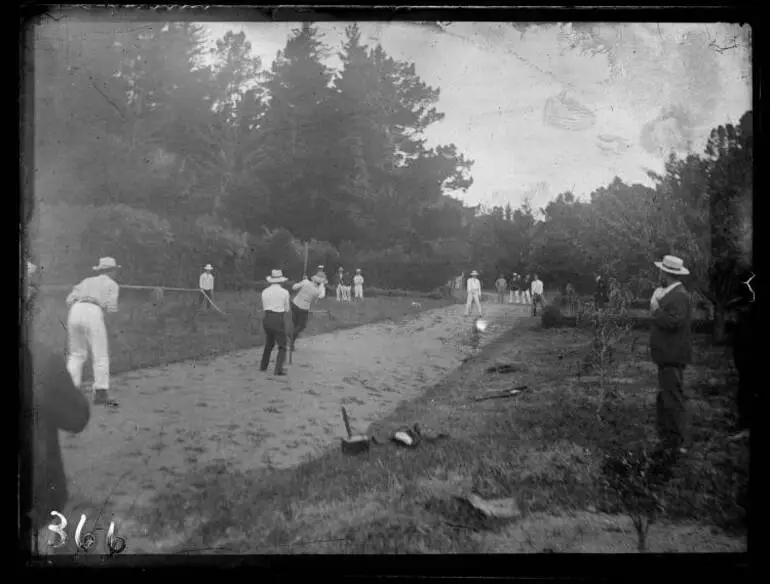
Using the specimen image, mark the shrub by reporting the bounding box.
[541,305,567,329]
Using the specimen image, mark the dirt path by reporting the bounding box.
[60,302,529,553]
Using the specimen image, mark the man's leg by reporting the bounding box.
[293,305,309,347]
[273,320,288,375]
[465,293,473,316]
[474,293,483,317]
[90,312,115,405]
[656,365,689,451]
[66,311,88,389]
[260,321,276,371]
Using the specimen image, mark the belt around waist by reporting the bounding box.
[264,310,286,315]
[76,299,103,308]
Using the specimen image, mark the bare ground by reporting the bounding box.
[59,302,524,553]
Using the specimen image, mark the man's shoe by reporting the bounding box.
[274,370,287,376]
[94,390,119,408]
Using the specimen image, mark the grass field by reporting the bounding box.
[126,315,747,554]
[28,287,459,376]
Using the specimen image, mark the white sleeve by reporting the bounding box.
[199,274,206,289]
[104,282,119,313]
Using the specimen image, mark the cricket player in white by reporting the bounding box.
[316,265,327,299]
[65,257,120,407]
[199,264,215,308]
[465,270,483,317]
[353,268,364,300]
[530,273,545,316]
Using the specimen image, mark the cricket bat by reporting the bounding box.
[303,242,309,278]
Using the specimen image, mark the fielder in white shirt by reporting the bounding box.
[199,264,215,308]
[260,270,291,376]
[465,270,483,317]
[65,257,121,407]
[530,274,545,316]
[353,269,365,300]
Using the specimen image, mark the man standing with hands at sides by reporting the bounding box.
[465,270,483,317]
[65,257,121,407]
[22,260,91,555]
[353,268,365,301]
[649,255,693,459]
[522,274,532,305]
[290,273,322,352]
[335,267,346,302]
[530,273,545,316]
[260,269,291,376]
[199,264,215,309]
[495,274,508,304]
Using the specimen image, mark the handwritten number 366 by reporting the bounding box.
[47,511,126,554]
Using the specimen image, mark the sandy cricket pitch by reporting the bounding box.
[59,302,529,553]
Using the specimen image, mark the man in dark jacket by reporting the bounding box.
[649,255,693,456]
[21,262,91,554]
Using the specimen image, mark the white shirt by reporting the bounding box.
[467,277,481,294]
[262,284,291,313]
[531,279,544,295]
[651,281,681,310]
[292,279,320,310]
[353,275,364,286]
[199,272,214,291]
[67,274,120,313]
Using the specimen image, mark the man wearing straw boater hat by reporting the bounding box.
[649,254,693,458]
[65,257,121,407]
[198,264,215,309]
[465,270,483,317]
[260,269,291,376]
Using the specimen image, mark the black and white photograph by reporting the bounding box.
[21,8,753,562]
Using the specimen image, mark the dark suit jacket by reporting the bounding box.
[20,341,91,534]
[649,283,693,366]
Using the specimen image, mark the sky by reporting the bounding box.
[203,21,751,212]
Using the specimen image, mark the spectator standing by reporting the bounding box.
[495,274,508,304]
[531,274,545,316]
[353,268,365,301]
[522,274,532,305]
[649,255,693,457]
[465,270,483,317]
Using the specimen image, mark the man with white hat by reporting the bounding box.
[465,270,483,317]
[649,255,693,458]
[335,267,346,303]
[353,268,365,301]
[65,257,121,407]
[199,264,215,309]
[260,269,291,376]
[290,273,323,351]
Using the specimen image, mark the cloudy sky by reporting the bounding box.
[203,21,751,211]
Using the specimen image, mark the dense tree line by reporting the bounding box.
[27,19,751,317]
[28,21,474,291]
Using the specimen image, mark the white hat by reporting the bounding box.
[204,264,213,271]
[356,268,362,273]
[267,269,288,283]
[470,270,479,276]
[93,257,120,271]
[27,261,37,277]
[654,255,690,276]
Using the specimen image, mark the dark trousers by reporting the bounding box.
[531,293,545,316]
[198,289,213,308]
[656,364,689,450]
[260,311,287,373]
[290,303,310,345]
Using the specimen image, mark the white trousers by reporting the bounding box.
[354,284,364,299]
[66,302,110,390]
[465,292,482,316]
[343,286,352,301]
[522,290,531,304]
[318,284,326,299]
[336,284,344,302]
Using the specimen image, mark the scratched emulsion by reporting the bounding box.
[60,302,525,553]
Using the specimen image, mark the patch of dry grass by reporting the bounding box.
[107,317,747,554]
